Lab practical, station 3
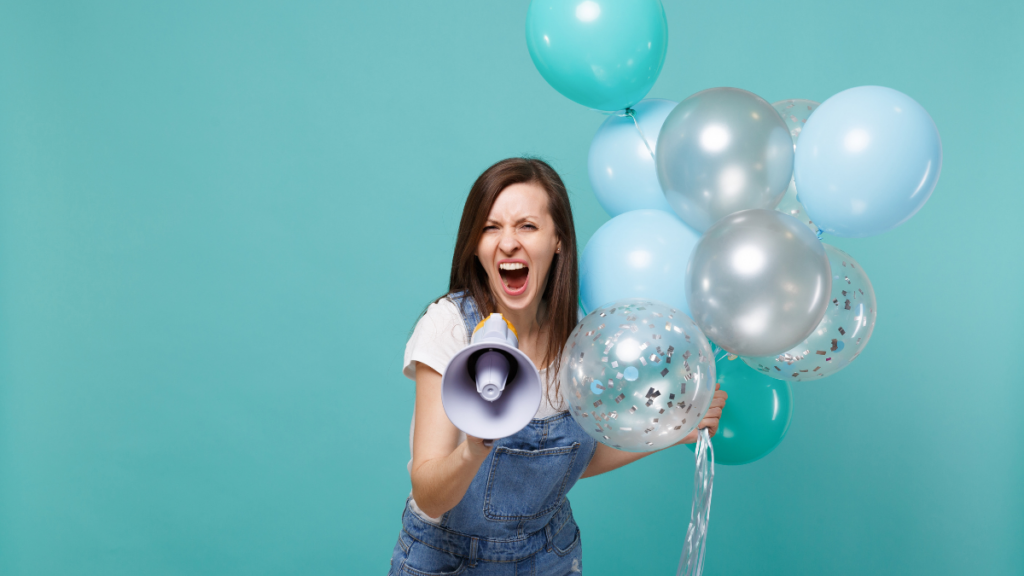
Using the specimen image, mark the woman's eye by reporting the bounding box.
[521,223,537,230]
[483,225,498,232]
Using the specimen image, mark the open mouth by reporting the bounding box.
[498,261,529,295]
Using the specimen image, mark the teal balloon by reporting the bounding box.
[687,354,792,465]
[526,0,668,111]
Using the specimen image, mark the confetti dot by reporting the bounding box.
[623,366,639,381]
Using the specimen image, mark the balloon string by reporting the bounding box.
[710,343,730,363]
[678,427,714,576]
[623,107,656,160]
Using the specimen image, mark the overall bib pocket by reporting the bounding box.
[483,443,580,521]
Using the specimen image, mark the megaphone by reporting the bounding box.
[441,313,542,440]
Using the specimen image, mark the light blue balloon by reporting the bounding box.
[794,86,942,237]
[588,99,677,217]
[526,0,668,111]
[580,209,700,316]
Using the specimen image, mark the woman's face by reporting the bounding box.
[476,182,561,314]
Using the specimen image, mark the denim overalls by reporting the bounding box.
[389,293,598,575]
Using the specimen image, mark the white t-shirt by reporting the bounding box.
[402,297,567,523]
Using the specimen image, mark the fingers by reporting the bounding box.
[676,391,728,445]
[465,434,495,458]
[698,404,723,437]
[709,395,726,409]
[678,418,721,445]
[698,416,720,437]
[703,419,719,438]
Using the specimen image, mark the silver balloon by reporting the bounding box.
[561,299,715,452]
[656,87,794,232]
[686,209,831,357]
[772,99,820,233]
[742,244,876,380]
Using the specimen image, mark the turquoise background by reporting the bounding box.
[0,1,1020,575]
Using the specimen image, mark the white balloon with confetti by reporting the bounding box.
[561,299,716,452]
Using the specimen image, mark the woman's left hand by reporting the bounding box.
[677,383,728,445]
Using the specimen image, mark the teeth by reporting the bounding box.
[499,262,526,271]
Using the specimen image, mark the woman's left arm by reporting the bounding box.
[580,384,727,479]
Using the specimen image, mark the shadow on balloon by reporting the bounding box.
[686,350,792,465]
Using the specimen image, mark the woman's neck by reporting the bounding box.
[494,298,549,365]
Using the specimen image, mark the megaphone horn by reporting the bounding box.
[467,348,518,402]
[441,313,542,440]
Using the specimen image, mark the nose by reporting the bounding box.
[498,228,521,255]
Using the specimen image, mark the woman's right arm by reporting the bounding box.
[409,362,493,518]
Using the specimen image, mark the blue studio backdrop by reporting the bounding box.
[0,1,1021,575]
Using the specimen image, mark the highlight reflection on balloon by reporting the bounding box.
[588,99,677,216]
[656,87,794,232]
[686,209,831,357]
[771,99,819,233]
[562,299,716,452]
[742,244,876,381]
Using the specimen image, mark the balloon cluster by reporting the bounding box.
[528,0,941,464]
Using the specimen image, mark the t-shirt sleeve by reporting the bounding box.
[403,298,469,381]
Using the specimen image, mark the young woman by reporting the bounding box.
[390,158,727,575]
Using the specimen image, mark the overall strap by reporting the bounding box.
[447,291,483,340]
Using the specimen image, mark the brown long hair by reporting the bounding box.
[447,157,578,404]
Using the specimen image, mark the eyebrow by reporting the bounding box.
[485,216,539,225]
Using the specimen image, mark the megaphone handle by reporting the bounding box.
[482,439,494,448]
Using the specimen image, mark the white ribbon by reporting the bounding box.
[677,426,714,576]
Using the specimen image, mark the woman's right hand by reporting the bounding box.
[409,363,494,518]
[465,435,495,459]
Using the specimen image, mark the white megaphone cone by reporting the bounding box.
[441,313,542,440]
